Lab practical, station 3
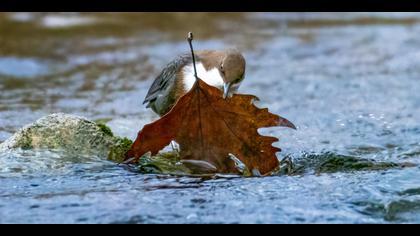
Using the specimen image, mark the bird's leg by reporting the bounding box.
[170,141,180,154]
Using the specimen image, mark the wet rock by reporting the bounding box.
[0,113,131,161]
[135,152,192,175]
[278,152,416,175]
[315,154,397,173]
[133,152,247,176]
[129,151,417,176]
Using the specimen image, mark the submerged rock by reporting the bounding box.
[0,113,131,161]
[315,154,397,173]
[135,152,191,175]
[276,152,416,175]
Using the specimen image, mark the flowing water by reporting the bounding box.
[1,12,420,223]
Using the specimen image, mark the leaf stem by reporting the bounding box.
[187,32,198,81]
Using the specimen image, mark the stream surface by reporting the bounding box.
[1,13,420,223]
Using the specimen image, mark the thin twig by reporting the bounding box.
[188,32,204,158]
[187,32,198,81]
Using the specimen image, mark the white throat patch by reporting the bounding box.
[182,62,224,92]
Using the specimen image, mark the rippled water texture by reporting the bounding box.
[1,13,420,223]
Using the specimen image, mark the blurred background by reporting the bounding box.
[1,13,420,223]
[2,12,420,145]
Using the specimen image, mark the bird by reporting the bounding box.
[143,49,246,116]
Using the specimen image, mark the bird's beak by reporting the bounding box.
[223,82,232,99]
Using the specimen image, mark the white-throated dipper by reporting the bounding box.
[143,49,246,116]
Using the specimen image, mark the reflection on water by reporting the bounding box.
[1,12,420,223]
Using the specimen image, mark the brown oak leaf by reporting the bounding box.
[125,79,296,175]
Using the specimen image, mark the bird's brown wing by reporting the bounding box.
[143,53,192,107]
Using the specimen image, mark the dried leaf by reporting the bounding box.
[125,79,295,175]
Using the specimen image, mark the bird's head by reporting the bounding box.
[218,50,246,99]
